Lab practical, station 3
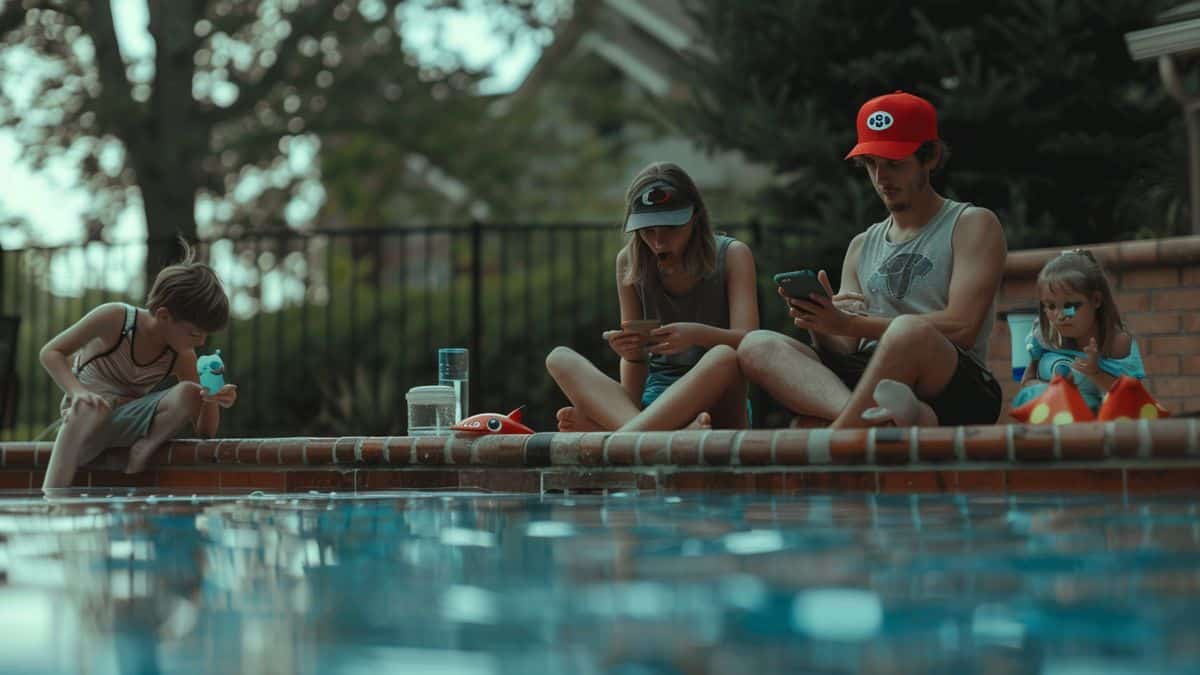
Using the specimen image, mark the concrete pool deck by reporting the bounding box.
[1,419,1197,496]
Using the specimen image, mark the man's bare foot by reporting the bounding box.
[685,412,712,430]
[556,407,605,432]
[862,379,938,427]
[124,437,160,474]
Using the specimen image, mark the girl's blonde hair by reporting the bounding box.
[1035,249,1125,355]
[619,162,716,287]
[146,238,230,333]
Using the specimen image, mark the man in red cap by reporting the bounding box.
[738,91,1007,428]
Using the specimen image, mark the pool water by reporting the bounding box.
[2,490,1200,674]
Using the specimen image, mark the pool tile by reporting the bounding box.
[474,435,526,466]
[916,427,958,462]
[737,431,773,465]
[702,431,738,466]
[878,470,954,493]
[448,437,473,465]
[1006,469,1124,493]
[166,442,199,465]
[773,430,810,465]
[604,433,639,465]
[829,430,869,464]
[1150,420,1194,458]
[798,471,877,492]
[1008,425,1055,461]
[332,438,359,464]
[219,471,287,491]
[542,470,646,493]
[235,439,260,464]
[576,433,607,466]
[953,470,1006,492]
[458,469,540,493]
[413,436,449,464]
[1125,468,1200,493]
[357,438,385,465]
[872,428,912,465]
[964,426,1010,461]
[87,470,159,488]
[1110,421,1143,458]
[637,434,670,465]
[660,470,749,491]
[305,439,336,465]
[157,470,222,490]
[1,443,38,468]
[359,469,459,491]
[383,437,414,464]
[1057,423,1107,460]
[0,471,31,489]
[285,469,356,492]
[214,439,240,464]
[668,432,704,465]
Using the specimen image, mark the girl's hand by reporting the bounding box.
[603,330,650,362]
[647,322,704,356]
[1071,338,1101,377]
[204,384,239,409]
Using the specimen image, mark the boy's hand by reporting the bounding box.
[68,391,110,413]
[204,384,238,409]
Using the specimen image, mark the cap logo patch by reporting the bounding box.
[641,188,671,206]
[866,111,894,131]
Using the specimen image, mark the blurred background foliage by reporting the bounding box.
[0,0,1192,436]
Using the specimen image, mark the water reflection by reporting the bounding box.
[0,491,1198,673]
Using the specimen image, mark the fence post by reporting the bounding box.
[470,220,483,408]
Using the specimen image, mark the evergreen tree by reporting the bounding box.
[676,0,1183,272]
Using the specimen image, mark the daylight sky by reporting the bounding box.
[0,0,548,249]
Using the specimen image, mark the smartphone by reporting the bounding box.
[774,270,829,300]
[621,319,661,334]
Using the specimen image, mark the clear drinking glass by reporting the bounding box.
[406,385,456,436]
[438,347,469,423]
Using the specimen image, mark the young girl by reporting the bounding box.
[1012,249,1144,412]
[545,162,758,431]
[39,241,238,492]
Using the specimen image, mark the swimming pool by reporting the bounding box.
[1,490,1198,673]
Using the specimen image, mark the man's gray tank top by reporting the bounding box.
[856,199,994,362]
[638,235,735,372]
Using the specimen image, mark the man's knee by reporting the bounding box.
[879,314,939,349]
[545,346,582,378]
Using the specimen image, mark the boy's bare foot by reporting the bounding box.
[124,437,160,474]
[556,407,605,432]
[686,412,712,430]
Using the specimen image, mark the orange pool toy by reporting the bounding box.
[1010,373,1096,425]
[1097,376,1170,421]
[451,407,535,435]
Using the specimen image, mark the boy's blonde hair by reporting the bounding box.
[620,162,716,287]
[146,238,229,333]
[1035,249,1125,356]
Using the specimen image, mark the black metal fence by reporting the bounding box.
[0,222,831,439]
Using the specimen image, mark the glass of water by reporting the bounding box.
[406,385,456,436]
[438,347,469,423]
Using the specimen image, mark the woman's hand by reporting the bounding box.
[203,384,239,409]
[1071,338,1101,377]
[603,330,650,362]
[647,322,705,356]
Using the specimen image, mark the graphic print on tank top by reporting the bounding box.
[868,252,934,300]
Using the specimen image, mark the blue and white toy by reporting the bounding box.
[197,349,225,395]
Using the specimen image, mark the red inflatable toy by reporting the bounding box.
[451,407,535,435]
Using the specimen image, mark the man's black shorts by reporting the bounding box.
[817,344,1002,426]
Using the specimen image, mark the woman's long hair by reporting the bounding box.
[619,162,716,287]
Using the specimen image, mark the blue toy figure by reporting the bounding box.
[197,349,225,396]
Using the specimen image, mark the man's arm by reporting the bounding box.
[807,233,867,354]
[838,207,1007,349]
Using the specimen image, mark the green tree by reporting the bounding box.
[0,0,556,287]
[677,0,1183,269]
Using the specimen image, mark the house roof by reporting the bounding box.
[512,0,707,101]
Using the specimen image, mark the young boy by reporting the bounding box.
[39,241,237,491]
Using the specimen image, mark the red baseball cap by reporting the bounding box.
[844,91,939,161]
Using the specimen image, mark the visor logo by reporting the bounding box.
[642,188,671,206]
[866,111,894,131]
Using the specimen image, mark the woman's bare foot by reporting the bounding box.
[556,407,606,432]
[124,437,160,474]
[685,412,712,430]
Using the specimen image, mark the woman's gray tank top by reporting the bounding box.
[855,199,994,362]
[637,235,736,372]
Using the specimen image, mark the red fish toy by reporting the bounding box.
[451,407,535,435]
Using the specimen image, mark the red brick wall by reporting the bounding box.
[989,236,1200,417]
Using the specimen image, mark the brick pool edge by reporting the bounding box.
[1,419,1197,496]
